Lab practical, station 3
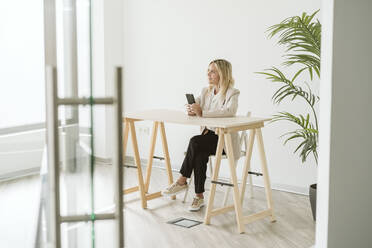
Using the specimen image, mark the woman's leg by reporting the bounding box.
[179,134,205,179]
[180,131,219,195]
[163,130,219,202]
[162,134,205,195]
[193,153,210,195]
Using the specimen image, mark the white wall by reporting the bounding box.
[316,0,372,247]
[123,0,321,194]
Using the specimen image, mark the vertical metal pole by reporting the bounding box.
[45,66,61,248]
[62,0,79,174]
[43,0,57,67]
[113,67,124,247]
[62,1,79,246]
[44,0,60,246]
[63,0,79,109]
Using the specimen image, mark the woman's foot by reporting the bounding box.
[162,179,188,196]
[188,196,205,212]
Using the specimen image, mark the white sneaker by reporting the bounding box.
[188,196,205,212]
[162,181,188,196]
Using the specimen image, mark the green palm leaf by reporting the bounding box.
[272,112,318,163]
[256,11,321,164]
[267,10,321,80]
[258,68,319,109]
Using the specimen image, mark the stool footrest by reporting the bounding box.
[124,164,138,169]
[123,186,139,194]
[243,209,272,224]
[210,205,235,216]
[153,155,164,160]
[248,171,263,176]
[211,180,234,187]
[145,191,162,200]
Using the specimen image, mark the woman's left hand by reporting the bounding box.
[190,103,202,117]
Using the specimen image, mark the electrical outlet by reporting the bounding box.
[136,126,150,135]
[144,127,150,135]
[137,127,144,135]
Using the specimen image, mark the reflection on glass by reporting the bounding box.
[61,222,92,248]
[38,0,123,246]
[59,105,92,217]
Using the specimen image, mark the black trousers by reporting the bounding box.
[180,129,223,194]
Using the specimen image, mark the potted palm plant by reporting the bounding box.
[257,10,321,221]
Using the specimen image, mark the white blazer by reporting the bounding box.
[195,86,241,160]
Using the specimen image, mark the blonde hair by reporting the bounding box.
[209,59,235,96]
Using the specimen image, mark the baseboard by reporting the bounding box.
[0,167,41,182]
[270,183,309,195]
[94,156,113,165]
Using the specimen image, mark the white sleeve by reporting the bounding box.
[195,87,207,105]
[195,95,201,105]
[202,90,240,118]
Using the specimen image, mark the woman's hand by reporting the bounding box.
[186,104,196,116]
[189,103,202,117]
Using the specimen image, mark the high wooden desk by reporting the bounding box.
[122,109,276,233]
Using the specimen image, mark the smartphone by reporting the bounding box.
[185,94,196,104]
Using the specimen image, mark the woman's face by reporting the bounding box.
[207,63,220,86]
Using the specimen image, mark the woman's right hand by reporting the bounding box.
[186,104,196,116]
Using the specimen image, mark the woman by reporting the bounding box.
[162,59,240,211]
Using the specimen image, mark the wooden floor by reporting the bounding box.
[0,164,315,248]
